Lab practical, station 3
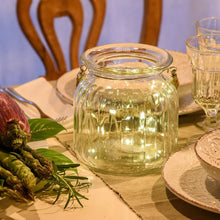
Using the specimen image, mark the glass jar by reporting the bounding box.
[73,43,178,175]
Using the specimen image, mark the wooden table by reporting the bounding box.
[2,78,220,219]
[55,109,220,219]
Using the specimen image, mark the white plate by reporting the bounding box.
[179,92,201,115]
[168,50,192,86]
[56,68,79,104]
[162,144,220,214]
[168,50,201,115]
[56,51,201,115]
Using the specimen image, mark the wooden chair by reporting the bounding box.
[140,0,162,46]
[16,0,162,81]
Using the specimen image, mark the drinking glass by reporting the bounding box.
[186,34,220,131]
[196,17,220,34]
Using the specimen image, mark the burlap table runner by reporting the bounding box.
[57,112,220,219]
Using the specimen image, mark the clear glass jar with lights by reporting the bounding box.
[72,43,179,175]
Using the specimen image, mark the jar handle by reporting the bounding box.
[76,65,87,87]
[167,66,179,89]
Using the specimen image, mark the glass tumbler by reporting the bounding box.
[73,43,179,175]
[196,17,220,34]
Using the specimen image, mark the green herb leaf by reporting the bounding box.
[0,179,4,186]
[64,175,88,180]
[56,164,80,169]
[28,119,66,141]
[36,148,73,166]
[34,149,90,208]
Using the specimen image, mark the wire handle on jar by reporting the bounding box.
[167,66,179,89]
[76,65,87,87]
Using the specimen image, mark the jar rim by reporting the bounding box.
[80,43,173,79]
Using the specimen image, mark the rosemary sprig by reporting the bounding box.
[35,162,91,208]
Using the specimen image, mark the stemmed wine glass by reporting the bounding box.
[186,34,220,131]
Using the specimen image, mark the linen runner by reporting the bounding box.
[57,114,220,220]
[0,136,139,219]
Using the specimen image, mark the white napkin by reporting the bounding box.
[15,77,73,129]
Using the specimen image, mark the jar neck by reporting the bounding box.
[87,67,163,80]
[80,43,173,80]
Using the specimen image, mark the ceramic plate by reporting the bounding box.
[179,92,201,115]
[162,144,220,214]
[56,51,201,115]
[56,68,79,104]
[168,50,201,115]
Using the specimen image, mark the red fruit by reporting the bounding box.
[0,91,31,150]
